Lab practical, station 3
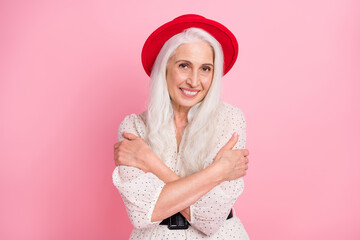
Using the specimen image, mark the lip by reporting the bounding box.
[179,88,200,98]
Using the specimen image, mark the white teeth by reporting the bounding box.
[181,89,198,96]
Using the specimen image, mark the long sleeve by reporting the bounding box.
[112,114,165,229]
[188,104,247,236]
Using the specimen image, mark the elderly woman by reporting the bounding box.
[112,14,250,239]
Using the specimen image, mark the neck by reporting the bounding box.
[172,101,190,121]
[172,102,189,130]
[173,109,188,127]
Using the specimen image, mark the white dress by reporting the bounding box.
[112,102,250,239]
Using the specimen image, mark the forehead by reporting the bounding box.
[171,41,214,63]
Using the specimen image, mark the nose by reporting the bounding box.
[186,70,200,87]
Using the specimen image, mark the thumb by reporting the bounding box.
[122,131,138,140]
[221,132,239,150]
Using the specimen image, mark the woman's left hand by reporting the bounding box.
[113,132,155,172]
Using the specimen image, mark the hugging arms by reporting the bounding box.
[112,114,249,236]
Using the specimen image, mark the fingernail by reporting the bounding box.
[233,132,238,138]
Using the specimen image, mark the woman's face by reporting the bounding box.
[166,41,214,112]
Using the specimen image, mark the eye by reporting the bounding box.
[202,66,212,72]
[179,63,189,69]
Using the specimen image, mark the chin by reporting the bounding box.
[180,99,202,108]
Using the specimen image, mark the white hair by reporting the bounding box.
[145,28,224,177]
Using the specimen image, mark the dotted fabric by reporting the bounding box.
[112,102,250,239]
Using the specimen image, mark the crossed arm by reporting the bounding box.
[114,131,249,222]
[112,111,249,235]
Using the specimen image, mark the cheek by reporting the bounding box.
[167,72,182,97]
[170,71,187,86]
[202,77,213,91]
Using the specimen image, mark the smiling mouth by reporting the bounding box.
[180,88,200,97]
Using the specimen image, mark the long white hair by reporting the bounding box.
[145,28,224,177]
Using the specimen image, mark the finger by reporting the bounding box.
[122,131,138,140]
[243,149,250,156]
[115,154,129,166]
[113,142,121,149]
[114,156,120,165]
[115,159,119,166]
[221,132,239,150]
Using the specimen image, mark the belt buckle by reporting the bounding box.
[168,213,189,230]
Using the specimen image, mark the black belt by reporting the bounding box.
[160,210,233,230]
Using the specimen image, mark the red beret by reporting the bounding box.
[141,14,239,77]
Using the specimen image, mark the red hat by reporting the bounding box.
[141,14,239,77]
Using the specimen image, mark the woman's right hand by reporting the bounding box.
[114,132,159,173]
[213,132,249,181]
[114,132,180,184]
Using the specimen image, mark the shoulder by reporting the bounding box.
[219,102,246,123]
[119,110,147,125]
[218,102,247,148]
[118,111,147,140]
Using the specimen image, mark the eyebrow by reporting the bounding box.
[175,59,213,66]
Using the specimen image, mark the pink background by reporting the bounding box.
[1,0,359,239]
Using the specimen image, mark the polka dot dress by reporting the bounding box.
[112,102,250,239]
